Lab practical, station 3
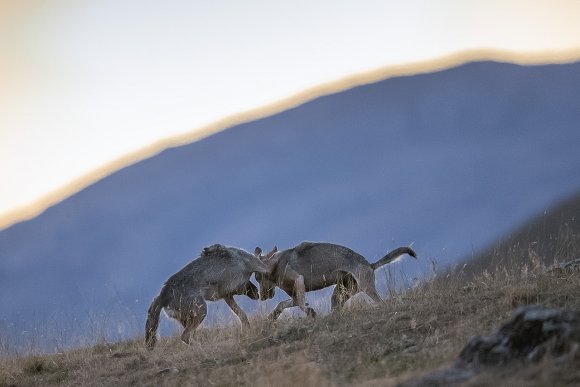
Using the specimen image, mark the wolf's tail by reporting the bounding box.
[370,247,417,271]
[145,293,166,349]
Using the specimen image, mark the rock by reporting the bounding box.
[343,292,375,310]
[549,258,580,274]
[158,367,180,375]
[398,305,580,387]
[457,305,579,367]
[398,366,475,387]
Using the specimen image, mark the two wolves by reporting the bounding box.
[145,242,416,348]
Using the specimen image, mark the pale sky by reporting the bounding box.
[1,0,580,229]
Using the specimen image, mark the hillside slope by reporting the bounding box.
[462,192,580,277]
[2,232,579,386]
[1,60,580,350]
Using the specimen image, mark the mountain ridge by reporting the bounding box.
[3,49,580,230]
[1,59,580,350]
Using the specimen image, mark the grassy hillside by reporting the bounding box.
[1,227,579,386]
[3,61,580,349]
[462,192,580,277]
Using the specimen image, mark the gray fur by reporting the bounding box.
[255,242,417,319]
[145,244,270,348]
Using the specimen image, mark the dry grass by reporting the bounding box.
[1,230,580,386]
[462,193,580,276]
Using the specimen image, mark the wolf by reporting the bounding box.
[254,242,417,319]
[145,244,275,348]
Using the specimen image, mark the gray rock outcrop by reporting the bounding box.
[399,305,580,386]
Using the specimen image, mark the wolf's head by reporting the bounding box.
[254,246,278,300]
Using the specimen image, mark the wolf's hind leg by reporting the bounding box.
[179,297,207,344]
[331,272,358,311]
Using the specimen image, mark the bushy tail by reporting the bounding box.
[145,294,165,349]
[370,247,417,271]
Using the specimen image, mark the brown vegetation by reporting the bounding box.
[1,226,579,386]
[2,205,579,386]
[461,193,580,277]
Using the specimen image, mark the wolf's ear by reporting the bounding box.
[254,247,263,257]
[266,246,278,259]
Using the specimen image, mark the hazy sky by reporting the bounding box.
[1,0,580,228]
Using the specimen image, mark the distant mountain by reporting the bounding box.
[1,60,580,351]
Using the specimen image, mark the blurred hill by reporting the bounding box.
[1,60,580,351]
[461,192,580,277]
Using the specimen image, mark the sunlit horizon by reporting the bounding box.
[2,1,580,229]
